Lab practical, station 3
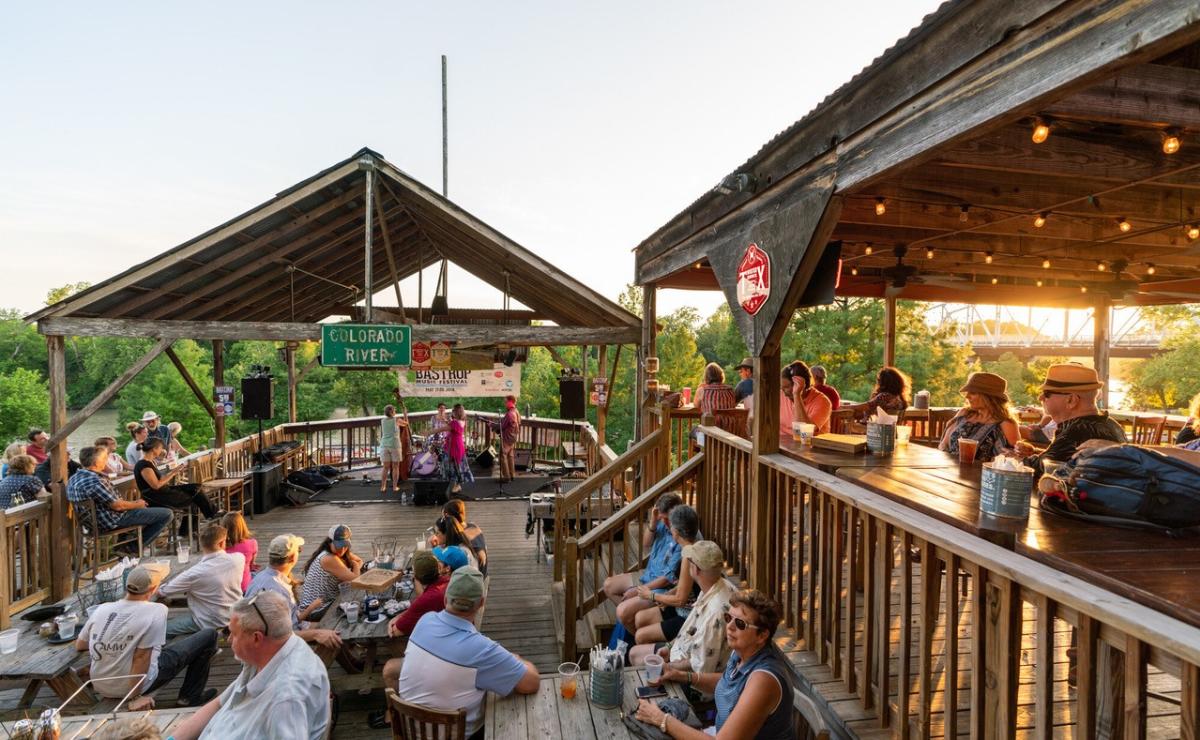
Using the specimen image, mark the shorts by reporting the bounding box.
[660,607,687,640]
[380,446,402,463]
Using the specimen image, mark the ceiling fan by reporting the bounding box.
[1099,259,1200,302]
[880,245,974,297]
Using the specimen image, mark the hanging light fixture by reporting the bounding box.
[1146,263,1157,275]
[1031,117,1051,144]
[1080,285,1088,293]
[1036,279,1044,287]
[875,198,887,216]
[984,251,993,264]
[925,247,935,259]
[1042,258,1051,269]
[850,266,858,276]
[864,244,873,256]
[1117,217,1132,233]
[991,276,998,285]
[1033,212,1048,228]
[1162,128,1182,155]
[1187,224,1200,241]
[1097,261,1107,272]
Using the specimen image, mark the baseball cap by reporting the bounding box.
[268,534,304,560]
[411,550,439,583]
[431,545,469,571]
[126,562,170,595]
[444,566,485,611]
[682,540,724,571]
[328,524,352,550]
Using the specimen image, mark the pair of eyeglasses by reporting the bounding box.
[723,612,763,632]
[1039,391,1073,400]
[245,592,268,633]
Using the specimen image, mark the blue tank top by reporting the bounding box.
[713,645,795,739]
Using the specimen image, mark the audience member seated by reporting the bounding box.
[142,410,189,459]
[602,493,684,630]
[1020,413,1057,445]
[1177,391,1200,446]
[25,428,48,464]
[67,446,172,552]
[695,362,737,415]
[245,534,352,670]
[97,435,134,474]
[34,452,80,489]
[298,524,363,616]
[2,441,26,478]
[222,512,258,592]
[171,591,331,740]
[632,505,701,645]
[810,365,841,410]
[781,360,832,436]
[432,544,471,573]
[635,589,796,740]
[629,541,735,691]
[432,498,488,575]
[126,421,148,465]
[732,358,754,405]
[134,437,220,524]
[938,372,1019,462]
[0,454,44,508]
[157,523,245,636]
[366,550,450,729]
[76,563,218,712]
[846,366,911,422]
[1012,363,1127,474]
[397,567,540,738]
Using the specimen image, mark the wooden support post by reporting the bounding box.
[372,179,405,312]
[637,286,656,441]
[596,345,608,444]
[46,336,71,600]
[1093,296,1111,409]
[747,351,780,589]
[884,296,898,368]
[213,340,226,449]
[165,346,216,419]
[286,341,298,423]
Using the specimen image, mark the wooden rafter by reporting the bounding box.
[164,346,216,419]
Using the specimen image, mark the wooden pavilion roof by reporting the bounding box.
[29,148,639,336]
[635,0,1200,309]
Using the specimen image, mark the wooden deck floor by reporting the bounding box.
[0,496,557,739]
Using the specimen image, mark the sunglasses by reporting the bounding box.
[244,592,269,633]
[723,612,764,632]
[1039,391,1074,400]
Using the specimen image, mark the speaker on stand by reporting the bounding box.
[242,366,280,513]
[559,372,586,476]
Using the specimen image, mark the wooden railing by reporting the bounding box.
[695,427,1200,737]
[560,453,705,660]
[0,495,53,629]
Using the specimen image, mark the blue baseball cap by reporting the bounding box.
[431,545,469,571]
[328,524,352,550]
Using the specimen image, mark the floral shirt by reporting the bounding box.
[669,578,735,680]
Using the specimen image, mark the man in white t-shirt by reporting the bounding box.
[76,563,218,709]
[157,522,245,636]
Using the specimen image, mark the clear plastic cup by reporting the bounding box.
[54,614,77,640]
[798,423,815,445]
[959,438,979,464]
[177,544,190,564]
[345,602,360,624]
[643,654,664,683]
[0,629,18,654]
[896,426,912,447]
[558,661,579,699]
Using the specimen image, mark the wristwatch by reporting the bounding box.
[659,714,669,733]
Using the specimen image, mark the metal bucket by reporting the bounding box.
[866,423,896,456]
[588,666,623,708]
[980,462,1034,518]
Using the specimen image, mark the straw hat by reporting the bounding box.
[1040,363,1102,393]
[959,372,1008,398]
[140,410,159,422]
[734,358,753,371]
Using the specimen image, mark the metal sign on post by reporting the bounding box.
[213,385,235,417]
[320,324,412,367]
[736,242,771,315]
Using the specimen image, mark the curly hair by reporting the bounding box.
[729,589,783,635]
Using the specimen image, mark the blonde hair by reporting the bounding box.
[168,421,182,435]
[126,421,145,437]
[1189,392,1200,433]
[968,392,1017,427]
[9,454,36,476]
[222,511,253,546]
[3,442,25,463]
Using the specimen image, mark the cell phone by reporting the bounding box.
[636,685,668,699]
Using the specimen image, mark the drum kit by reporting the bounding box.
[410,429,449,478]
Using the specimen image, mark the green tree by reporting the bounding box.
[695,304,748,376]
[0,309,48,379]
[115,340,214,450]
[981,352,1039,406]
[45,282,91,306]
[1127,336,1200,413]
[0,369,50,442]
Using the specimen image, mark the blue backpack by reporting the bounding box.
[1042,445,1200,534]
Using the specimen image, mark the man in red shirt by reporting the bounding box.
[811,365,841,410]
[25,429,48,464]
[369,550,448,727]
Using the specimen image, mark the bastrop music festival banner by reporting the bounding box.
[394,364,521,397]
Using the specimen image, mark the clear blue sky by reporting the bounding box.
[2,1,944,318]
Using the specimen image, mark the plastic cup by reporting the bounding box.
[558,662,579,699]
[791,422,804,443]
[681,387,692,406]
[959,438,979,464]
[345,602,360,624]
[896,426,912,447]
[176,544,190,564]
[54,614,77,640]
[798,423,815,446]
[416,537,426,551]
[644,654,664,683]
[0,629,18,654]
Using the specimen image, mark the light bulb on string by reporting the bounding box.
[1188,224,1200,241]
[984,252,993,264]
[991,277,998,285]
[864,244,873,256]
[874,198,886,216]
[850,266,858,276]
[1117,217,1132,233]
[1042,258,1051,269]
[925,247,935,260]
[1031,117,1050,144]
[1036,279,1044,287]
[1033,212,1048,228]
[1163,129,1182,155]
[1080,285,1088,294]
[1097,261,1106,272]
[1146,263,1157,275]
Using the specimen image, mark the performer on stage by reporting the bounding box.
[500,395,521,483]
[446,404,473,494]
[387,389,413,488]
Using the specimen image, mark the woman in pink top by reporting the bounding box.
[222,511,258,592]
[780,360,833,436]
[446,404,473,494]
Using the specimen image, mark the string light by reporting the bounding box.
[1080,285,1088,293]
[984,251,993,264]
[1097,261,1107,272]
[850,266,858,276]
[1117,217,1132,233]
[1042,258,1052,269]
[925,247,935,259]
[1031,117,1051,144]
[1163,129,1182,155]
[1033,212,1048,228]
[1146,263,1156,275]
[990,277,998,285]
[864,244,873,256]
[875,198,887,216]
[1036,279,1044,287]
[959,205,970,222]
[1187,224,1200,240]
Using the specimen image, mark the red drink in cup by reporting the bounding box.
[958,438,979,464]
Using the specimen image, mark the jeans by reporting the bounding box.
[112,506,174,545]
[166,613,201,638]
[147,627,217,703]
[144,484,218,519]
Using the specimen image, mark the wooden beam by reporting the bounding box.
[596,344,608,444]
[46,335,70,599]
[295,354,322,384]
[373,182,405,313]
[47,338,173,449]
[748,351,780,589]
[1045,63,1200,130]
[1094,296,1112,409]
[213,340,226,449]
[37,317,642,346]
[884,297,897,367]
[637,286,656,440]
[164,345,216,420]
[286,342,298,423]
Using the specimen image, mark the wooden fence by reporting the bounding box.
[696,427,1200,738]
[0,496,53,629]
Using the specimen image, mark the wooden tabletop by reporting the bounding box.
[0,706,197,737]
[780,437,958,473]
[484,665,696,739]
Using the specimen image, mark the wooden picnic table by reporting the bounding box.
[0,706,196,738]
[779,436,955,473]
[484,664,698,739]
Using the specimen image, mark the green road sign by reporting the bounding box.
[320,324,412,367]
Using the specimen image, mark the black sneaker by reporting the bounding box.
[367,709,390,729]
[178,688,218,707]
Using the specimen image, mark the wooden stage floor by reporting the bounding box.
[0,497,556,739]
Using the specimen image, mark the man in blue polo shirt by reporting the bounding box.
[398,567,539,738]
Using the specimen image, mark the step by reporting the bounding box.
[550,581,595,659]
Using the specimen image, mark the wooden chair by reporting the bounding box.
[189,452,249,517]
[926,408,957,446]
[793,688,832,740]
[70,498,143,595]
[828,408,855,435]
[385,688,468,740]
[1131,415,1166,446]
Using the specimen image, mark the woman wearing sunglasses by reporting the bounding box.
[635,588,797,739]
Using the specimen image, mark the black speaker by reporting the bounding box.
[515,449,532,471]
[413,479,449,506]
[241,377,274,420]
[475,447,495,468]
[251,463,282,515]
[559,378,586,420]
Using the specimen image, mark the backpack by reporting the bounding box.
[1044,445,1200,534]
[286,467,334,491]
